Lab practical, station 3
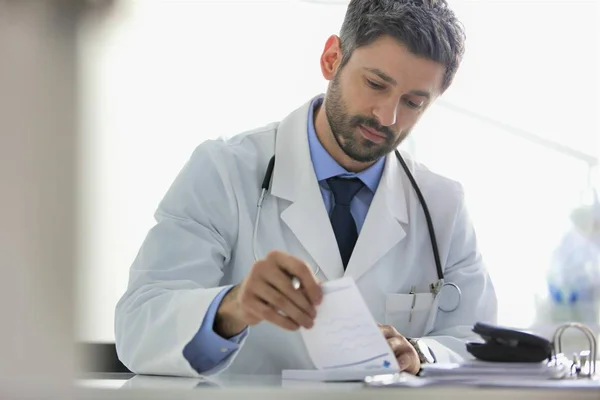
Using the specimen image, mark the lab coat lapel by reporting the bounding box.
[270,99,345,280]
[344,153,408,282]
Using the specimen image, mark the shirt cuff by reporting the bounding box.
[183,286,248,373]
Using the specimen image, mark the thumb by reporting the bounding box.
[397,353,419,375]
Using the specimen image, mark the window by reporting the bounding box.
[77,0,599,342]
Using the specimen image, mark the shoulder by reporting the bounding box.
[158,122,280,218]
[189,122,279,172]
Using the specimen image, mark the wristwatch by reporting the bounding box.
[407,338,436,364]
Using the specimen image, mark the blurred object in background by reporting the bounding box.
[546,188,600,325]
[534,166,600,356]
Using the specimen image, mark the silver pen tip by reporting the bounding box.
[291,277,301,290]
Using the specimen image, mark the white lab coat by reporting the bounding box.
[115,97,498,377]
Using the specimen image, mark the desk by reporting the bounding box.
[76,373,599,400]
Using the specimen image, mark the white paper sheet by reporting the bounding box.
[281,367,398,382]
[293,277,399,377]
[420,360,570,380]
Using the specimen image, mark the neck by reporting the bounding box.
[313,101,375,173]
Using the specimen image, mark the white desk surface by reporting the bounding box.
[75,373,600,400]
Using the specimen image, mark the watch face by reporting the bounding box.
[413,340,436,364]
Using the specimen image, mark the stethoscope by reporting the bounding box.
[252,149,462,313]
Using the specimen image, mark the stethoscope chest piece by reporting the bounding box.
[437,282,462,313]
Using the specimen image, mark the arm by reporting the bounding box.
[114,141,245,377]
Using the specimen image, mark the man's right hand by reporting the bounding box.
[215,251,322,338]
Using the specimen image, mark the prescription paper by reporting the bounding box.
[283,277,399,380]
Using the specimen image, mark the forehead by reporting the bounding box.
[347,35,446,94]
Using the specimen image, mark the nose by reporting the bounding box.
[372,100,398,127]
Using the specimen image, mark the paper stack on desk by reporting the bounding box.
[282,277,400,381]
[419,359,570,381]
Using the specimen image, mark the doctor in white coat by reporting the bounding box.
[115,0,497,378]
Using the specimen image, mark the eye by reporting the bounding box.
[366,79,385,90]
[404,98,424,110]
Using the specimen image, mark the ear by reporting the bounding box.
[319,35,343,81]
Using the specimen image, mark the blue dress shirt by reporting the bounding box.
[183,95,386,373]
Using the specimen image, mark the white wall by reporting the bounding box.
[77,0,599,342]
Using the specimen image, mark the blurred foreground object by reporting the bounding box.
[0,0,113,399]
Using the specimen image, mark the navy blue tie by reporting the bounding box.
[327,177,365,269]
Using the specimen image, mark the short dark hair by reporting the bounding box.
[339,0,466,92]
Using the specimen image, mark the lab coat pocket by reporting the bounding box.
[384,293,435,338]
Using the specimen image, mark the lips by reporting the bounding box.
[358,124,387,144]
[360,125,386,139]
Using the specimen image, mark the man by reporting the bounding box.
[115,0,497,377]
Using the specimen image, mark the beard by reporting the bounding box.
[324,73,408,163]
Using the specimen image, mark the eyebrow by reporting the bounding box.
[364,67,431,99]
[409,90,431,99]
[365,68,397,85]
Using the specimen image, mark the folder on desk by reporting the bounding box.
[364,321,599,389]
[364,370,600,390]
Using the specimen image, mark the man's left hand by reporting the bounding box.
[378,324,420,375]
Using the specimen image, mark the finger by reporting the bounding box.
[387,336,404,354]
[397,352,420,375]
[272,252,321,304]
[299,287,320,313]
[244,296,299,331]
[379,324,400,339]
[263,267,317,319]
[269,251,322,306]
[253,280,314,329]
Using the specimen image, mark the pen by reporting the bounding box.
[409,285,416,323]
[290,263,318,290]
[277,276,301,317]
[291,276,301,290]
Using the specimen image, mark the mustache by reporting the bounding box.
[350,116,394,139]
